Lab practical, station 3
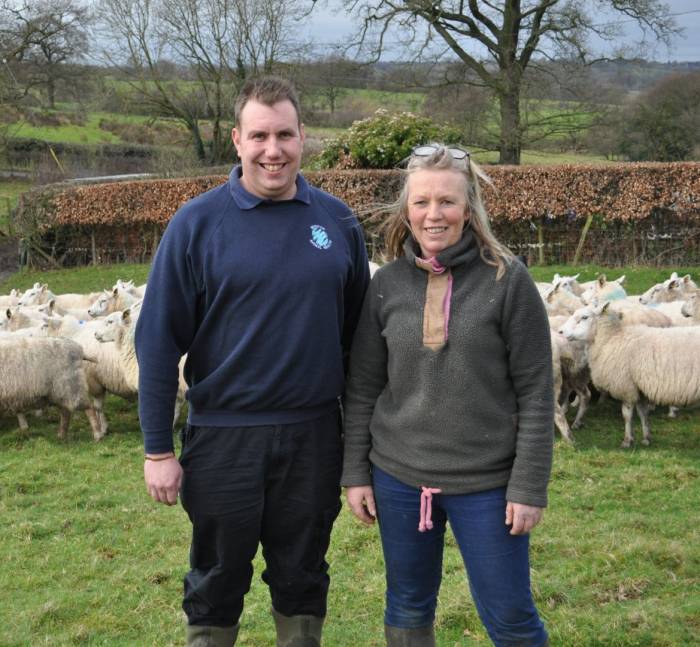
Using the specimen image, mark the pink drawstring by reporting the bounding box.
[418,487,442,532]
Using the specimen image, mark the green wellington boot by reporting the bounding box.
[186,623,240,647]
[271,608,324,647]
[384,624,436,647]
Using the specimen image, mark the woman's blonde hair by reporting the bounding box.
[382,144,513,279]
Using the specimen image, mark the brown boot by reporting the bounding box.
[384,624,436,647]
[186,623,240,647]
[271,608,324,647]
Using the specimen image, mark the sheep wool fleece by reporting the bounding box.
[341,231,554,507]
[135,167,369,454]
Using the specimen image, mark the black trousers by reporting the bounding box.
[178,410,343,627]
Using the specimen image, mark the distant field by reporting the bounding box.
[7,110,187,146]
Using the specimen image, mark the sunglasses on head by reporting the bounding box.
[411,144,470,160]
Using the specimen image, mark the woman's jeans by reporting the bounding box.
[372,466,548,647]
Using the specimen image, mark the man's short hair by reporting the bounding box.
[234,76,302,126]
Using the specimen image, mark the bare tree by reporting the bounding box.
[97,0,307,164]
[337,0,679,164]
[0,0,91,109]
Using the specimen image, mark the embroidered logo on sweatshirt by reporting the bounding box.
[309,225,332,250]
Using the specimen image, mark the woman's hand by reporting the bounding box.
[345,485,377,525]
[505,501,543,535]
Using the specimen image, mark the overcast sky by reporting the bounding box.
[302,0,700,62]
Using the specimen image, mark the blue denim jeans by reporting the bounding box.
[372,465,548,647]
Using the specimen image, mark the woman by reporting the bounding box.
[342,144,553,647]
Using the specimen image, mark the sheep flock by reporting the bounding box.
[1,268,699,448]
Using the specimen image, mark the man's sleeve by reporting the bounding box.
[342,220,370,367]
[135,211,200,454]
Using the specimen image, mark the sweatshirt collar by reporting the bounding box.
[404,227,481,269]
[228,165,311,210]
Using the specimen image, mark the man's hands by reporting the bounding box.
[144,455,183,506]
[345,485,377,525]
[505,501,543,535]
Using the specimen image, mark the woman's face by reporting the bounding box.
[406,169,469,258]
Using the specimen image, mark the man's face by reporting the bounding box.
[232,99,305,201]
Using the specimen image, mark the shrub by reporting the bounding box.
[315,109,462,169]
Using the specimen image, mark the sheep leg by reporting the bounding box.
[93,395,108,438]
[636,401,652,446]
[571,386,591,430]
[17,413,29,430]
[667,406,679,418]
[620,402,635,448]
[85,408,106,441]
[57,408,71,439]
[554,402,574,443]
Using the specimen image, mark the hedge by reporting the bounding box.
[12,163,700,268]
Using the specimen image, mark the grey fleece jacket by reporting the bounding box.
[341,230,554,507]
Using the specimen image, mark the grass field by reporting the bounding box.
[1,264,699,646]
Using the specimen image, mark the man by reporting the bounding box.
[135,76,369,647]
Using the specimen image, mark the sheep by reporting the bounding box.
[0,337,103,439]
[0,307,46,334]
[0,289,20,308]
[560,303,700,448]
[681,293,700,323]
[550,330,574,443]
[37,299,92,321]
[42,314,86,338]
[552,273,584,296]
[18,283,101,309]
[93,306,186,427]
[645,300,696,326]
[114,279,146,299]
[543,282,584,316]
[549,315,591,435]
[639,273,698,305]
[87,287,139,318]
[580,275,627,305]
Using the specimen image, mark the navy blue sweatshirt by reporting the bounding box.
[135,168,369,454]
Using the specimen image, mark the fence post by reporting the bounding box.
[572,213,595,266]
[91,228,97,266]
[537,222,545,265]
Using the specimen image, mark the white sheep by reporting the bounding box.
[0,289,20,308]
[0,307,46,334]
[543,283,584,316]
[88,287,139,318]
[18,283,101,309]
[36,299,92,321]
[114,279,146,299]
[549,315,591,436]
[681,293,700,323]
[550,330,574,443]
[580,275,627,305]
[560,303,700,448]
[93,305,185,427]
[552,273,584,296]
[0,337,103,439]
[639,273,698,304]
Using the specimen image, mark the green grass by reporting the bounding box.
[0,180,32,234]
[1,264,699,646]
[0,264,150,294]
